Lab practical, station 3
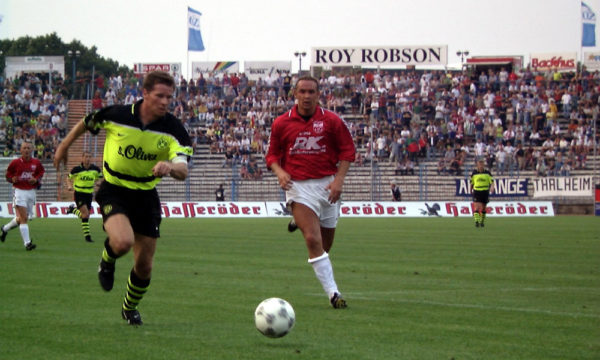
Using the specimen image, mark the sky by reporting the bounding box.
[0,0,595,77]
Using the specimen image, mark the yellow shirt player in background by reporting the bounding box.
[54,71,193,326]
[67,151,103,242]
[470,160,494,227]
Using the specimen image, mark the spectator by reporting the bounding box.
[536,158,548,177]
[390,183,401,201]
[92,90,103,110]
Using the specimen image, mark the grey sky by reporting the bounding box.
[0,0,592,75]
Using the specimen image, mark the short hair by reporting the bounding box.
[295,75,319,91]
[143,71,175,92]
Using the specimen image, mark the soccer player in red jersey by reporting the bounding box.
[1,142,45,250]
[266,76,355,308]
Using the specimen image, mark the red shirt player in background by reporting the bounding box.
[266,76,355,309]
[1,142,45,250]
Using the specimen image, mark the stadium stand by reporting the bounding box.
[0,68,598,208]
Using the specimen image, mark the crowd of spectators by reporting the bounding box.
[328,67,598,178]
[1,66,598,181]
[0,72,69,159]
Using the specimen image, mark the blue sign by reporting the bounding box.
[456,178,529,197]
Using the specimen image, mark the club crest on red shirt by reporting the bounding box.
[313,121,324,134]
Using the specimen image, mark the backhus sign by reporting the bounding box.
[529,52,577,71]
[311,45,448,67]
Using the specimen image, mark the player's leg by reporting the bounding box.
[293,202,346,308]
[287,217,298,232]
[67,193,81,217]
[321,227,335,253]
[70,193,93,242]
[18,190,37,250]
[1,217,19,242]
[320,226,347,308]
[480,192,490,227]
[320,200,347,309]
[121,234,156,326]
[287,204,298,232]
[473,202,482,227]
[2,192,21,241]
[481,201,488,227]
[120,188,161,325]
[98,214,135,291]
[79,203,92,242]
[293,202,324,257]
[15,205,35,250]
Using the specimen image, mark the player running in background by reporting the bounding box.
[67,151,103,242]
[54,71,193,325]
[470,159,494,227]
[1,142,45,250]
[266,76,356,309]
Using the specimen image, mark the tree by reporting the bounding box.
[0,32,131,84]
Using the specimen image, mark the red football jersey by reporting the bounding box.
[6,157,45,190]
[266,105,355,180]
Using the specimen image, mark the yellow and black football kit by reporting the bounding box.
[68,163,103,242]
[470,168,493,227]
[470,169,493,204]
[70,163,103,208]
[84,100,193,237]
[84,101,193,190]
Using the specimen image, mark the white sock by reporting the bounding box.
[308,252,339,299]
[2,218,19,232]
[19,224,31,246]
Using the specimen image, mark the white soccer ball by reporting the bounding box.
[254,297,295,338]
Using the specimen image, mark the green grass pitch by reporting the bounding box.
[0,217,598,360]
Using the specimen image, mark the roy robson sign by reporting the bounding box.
[311,45,448,67]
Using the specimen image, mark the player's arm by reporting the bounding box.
[469,176,473,193]
[94,166,104,188]
[54,120,87,168]
[327,117,355,203]
[5,161,16,183]
[327,160,351,204]
[152,157,188,180]
[269,162,292,191]
[265,121,291,190]
[169,161,188,180]
[489,176,495,194]
[67,173,75,191]
[31,161,45,185]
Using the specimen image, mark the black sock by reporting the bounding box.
[101,238,120,263]
[81,218,90,238]
[123,268,150,311]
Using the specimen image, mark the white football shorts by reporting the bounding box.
[286,175,341,228]
[13,188,36,218]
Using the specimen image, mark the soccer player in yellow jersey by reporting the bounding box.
[67,152,103,242]
[54,71,193,325]
[470,160,494,227]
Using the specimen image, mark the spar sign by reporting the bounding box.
[311,45,448,67]
[133,63,182,76]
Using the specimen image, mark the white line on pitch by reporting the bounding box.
[306,293,599,319]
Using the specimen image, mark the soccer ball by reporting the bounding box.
[254,297,295,338]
